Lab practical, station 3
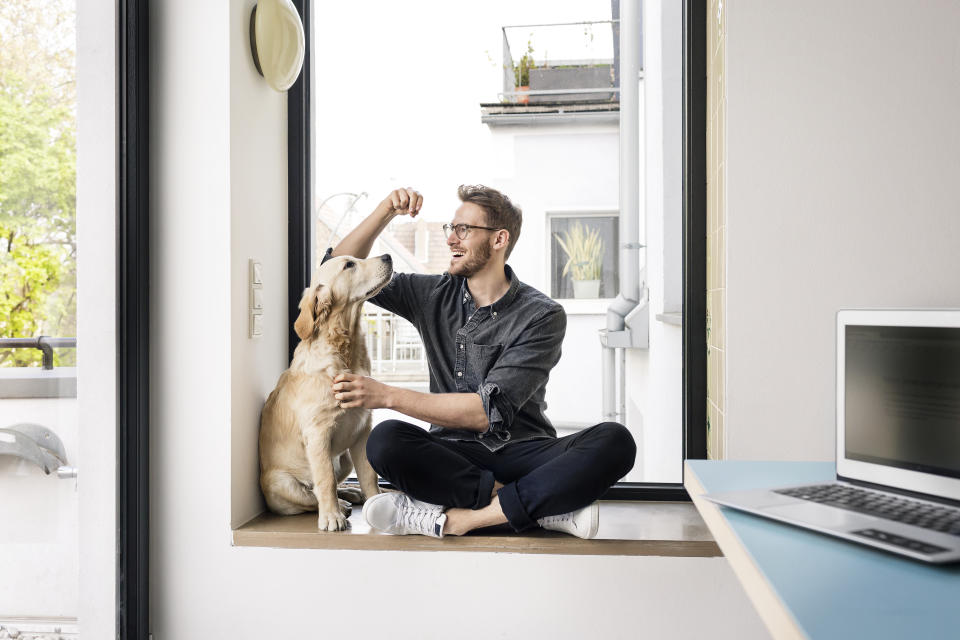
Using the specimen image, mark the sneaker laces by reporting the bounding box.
[396,494,443,535]
[538,512,572,526]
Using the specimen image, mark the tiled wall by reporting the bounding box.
[706,0,726,459]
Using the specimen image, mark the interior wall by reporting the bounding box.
[228,0,289,529]
[724,0,960,460]
[148,3,770,639]
[149,0,233,630]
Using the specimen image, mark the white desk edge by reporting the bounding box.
[684,461,807,640]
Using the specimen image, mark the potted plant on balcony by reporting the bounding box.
[512,40,535,104]
[555,221,604,299]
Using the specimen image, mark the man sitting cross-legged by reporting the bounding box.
[326,185,636,539]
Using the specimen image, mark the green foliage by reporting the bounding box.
[554,221,604,281]
[513,39,536,87]
[0,0,77,368]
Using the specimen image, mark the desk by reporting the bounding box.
[685,461,960,640]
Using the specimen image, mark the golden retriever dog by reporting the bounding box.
[259,253,393,530]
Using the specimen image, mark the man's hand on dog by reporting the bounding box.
[379,187,422,218]
[332,372,392,409]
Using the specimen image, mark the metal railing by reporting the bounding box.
[363,307,428,379]
[500,19,625,104]
[0,337,77,370]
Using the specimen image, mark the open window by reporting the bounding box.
[289,0,706,498]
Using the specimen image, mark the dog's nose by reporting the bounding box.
[380,254,392,263]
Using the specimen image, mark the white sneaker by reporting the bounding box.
[537,502,600,539]
[363,492,447,538]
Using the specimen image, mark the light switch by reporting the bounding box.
[250,311,263,338]
[249,259,264,339]
[250,259,263,285]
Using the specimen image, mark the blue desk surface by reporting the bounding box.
[686,461,960,640]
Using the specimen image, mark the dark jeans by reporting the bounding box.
[365,420,637,532]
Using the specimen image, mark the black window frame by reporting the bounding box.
[118,0,150,637]
[287,0,706,501]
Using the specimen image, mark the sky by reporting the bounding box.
[311,0,615,227]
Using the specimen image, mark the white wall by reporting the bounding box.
[724,0,960,461]
[228,0,289,529]
[148,2,767,639]
[149,0,233,631]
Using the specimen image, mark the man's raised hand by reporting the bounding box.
[382,187,422,218]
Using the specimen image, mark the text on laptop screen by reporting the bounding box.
[845,325,960,479]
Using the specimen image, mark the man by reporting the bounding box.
[327,185,636,539]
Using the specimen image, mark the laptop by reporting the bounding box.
[705,309,960,563]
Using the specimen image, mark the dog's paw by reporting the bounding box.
[317,511,349,531]
[337,485,365,505]
[338,498,353,516]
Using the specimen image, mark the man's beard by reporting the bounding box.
[450,241,492,278]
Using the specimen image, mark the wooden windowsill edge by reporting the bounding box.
[683,461,807,640]
[233,509,722,557]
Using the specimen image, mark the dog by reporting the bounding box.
[259,253,393,530]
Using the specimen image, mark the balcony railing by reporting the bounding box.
[363,306,428,381]
[499,20,627,104]
[0,337,78,398]
[0,337,77,370]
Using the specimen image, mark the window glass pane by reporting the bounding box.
[549,215,619,299]
[1,0,77,369]
[311,1,683,483]
[1,0,82,632]
[362,306,428,383]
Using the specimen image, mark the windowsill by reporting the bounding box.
[557,298,614,316]
[232,501,721,557]
[0,367,78,399]
[655,312,682,326]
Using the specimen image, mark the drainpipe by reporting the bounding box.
[600,0,647,424]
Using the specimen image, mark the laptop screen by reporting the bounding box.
[845,324,960,480]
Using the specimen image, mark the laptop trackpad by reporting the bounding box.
[765,503,864,529]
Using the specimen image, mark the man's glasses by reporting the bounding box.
[442,223,503,240]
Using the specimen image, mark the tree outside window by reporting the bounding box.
[0,0,77,367]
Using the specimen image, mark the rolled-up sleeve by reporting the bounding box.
[478,381,506,433]
[477,307,566,435]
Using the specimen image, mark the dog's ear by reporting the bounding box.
[294,287,317,340]
[293,285,332,341]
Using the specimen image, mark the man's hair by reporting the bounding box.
[457,184,523,259]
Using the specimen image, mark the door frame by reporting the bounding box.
[76,0,151,637]
[117,0,150,637]
[288,0,707,498]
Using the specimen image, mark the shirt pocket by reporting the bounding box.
[465,342,503,388]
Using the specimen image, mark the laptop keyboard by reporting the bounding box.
[775,484,960,537]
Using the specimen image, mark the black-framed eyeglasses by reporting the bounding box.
[442,223,503,240]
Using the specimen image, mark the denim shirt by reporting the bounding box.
[322,248,566,451]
